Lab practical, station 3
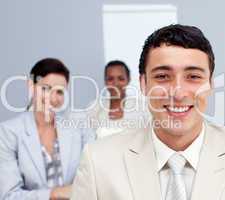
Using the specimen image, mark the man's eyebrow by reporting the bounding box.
[184,66,206,73]
[150,65,207,73]
[150,66,172,73]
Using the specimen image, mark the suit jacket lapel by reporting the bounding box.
[191,122,225,200]
[22,112,47,184]
[124,127,162,200]
[56,117,73,182]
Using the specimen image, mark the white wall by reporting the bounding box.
[0,0,224,123]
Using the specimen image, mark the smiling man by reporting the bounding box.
[71,24,225,200]
[141,43,212,151]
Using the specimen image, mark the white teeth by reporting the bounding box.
[167,106,190,113]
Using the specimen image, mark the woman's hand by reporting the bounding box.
[50,185,72,200]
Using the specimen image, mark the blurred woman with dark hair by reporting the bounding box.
[88,60,150,138]
[0,58,95,200]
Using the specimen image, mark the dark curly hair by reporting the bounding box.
[139,24,215,79]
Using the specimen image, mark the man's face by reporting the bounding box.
[140,44,212,136]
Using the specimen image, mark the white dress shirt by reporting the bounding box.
[152,124,205,200]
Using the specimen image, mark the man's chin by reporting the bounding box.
[153,120,190,137]
[165,128,188,137]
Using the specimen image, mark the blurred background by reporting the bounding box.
[0,0,224,124]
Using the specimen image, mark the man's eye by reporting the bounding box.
[187,74,202,80]
[154,74,170,80]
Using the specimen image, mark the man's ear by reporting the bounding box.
[140,74,147,96]
[209,77,214,96]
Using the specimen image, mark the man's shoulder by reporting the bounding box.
[205,120,225,143]
[88,128,146,156]
[206,121,225,134]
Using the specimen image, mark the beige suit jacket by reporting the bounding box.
[71,121,225,200]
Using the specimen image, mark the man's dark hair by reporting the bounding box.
[30,58,70,83]
[104,60,130,81]
[139,24,215,79]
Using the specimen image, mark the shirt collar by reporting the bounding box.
[152,123,205,172]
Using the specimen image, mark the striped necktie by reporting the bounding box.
[166,153,187,200]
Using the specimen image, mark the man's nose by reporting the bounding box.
[170,78,188,101]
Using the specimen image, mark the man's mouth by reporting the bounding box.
[163,105,194,117]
